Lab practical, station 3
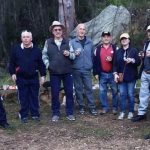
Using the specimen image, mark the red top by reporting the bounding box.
[100,45,114,72]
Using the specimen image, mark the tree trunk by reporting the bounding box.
[58,0,75,37]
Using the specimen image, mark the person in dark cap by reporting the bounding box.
[93,31,118,115]
[42,21,75,122]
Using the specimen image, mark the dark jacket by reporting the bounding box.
[9,44,46,79]
[139,40,150,78]
[93,44,116,76]
[113,47,141,82]
[43,38,73,74]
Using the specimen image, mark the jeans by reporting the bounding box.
[118,80,136,112]
[138,71,150,115]
[73,70,96,109]
[50,73,74,116]
[99,72,118,111]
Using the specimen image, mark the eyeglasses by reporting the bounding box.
[53,28,62,32]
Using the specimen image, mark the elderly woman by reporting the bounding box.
[113,33,141,120]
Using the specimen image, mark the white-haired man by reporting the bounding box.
[9,30,46,123]
[70,23,97,115]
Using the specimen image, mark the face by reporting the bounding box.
[147,31,150,39]
[101,35,111,44]
[52,26,63,39]
[120,38,130,46]
[77,24,86,38]
[21,32,32,46]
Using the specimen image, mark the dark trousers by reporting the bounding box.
[16,77,40,119]
[0,97,7,124]
[50,73,74,116]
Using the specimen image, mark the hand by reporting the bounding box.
[95,75,99,80]
[63,50,70,56]
[126,58,134,64]
[146,51,150,57]
[138,51,144,58]
[40,76,45,86]
[75,48,81,56]
[12,74,17,82]
[106,56,112,62]
[114,74,119,83]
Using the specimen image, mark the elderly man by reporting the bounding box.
[132,25,150,122]
[93,31,118,115]
[9,30,46,123]
[42,21,75,122]
[70,23,97,115]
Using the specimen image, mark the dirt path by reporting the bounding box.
[1,106,150,150]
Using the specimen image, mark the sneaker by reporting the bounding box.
[100,109,107,115]
[32,116,40,121]
[52,115,59,122]
[90,108,98,116]
[0,122,9,128]
[132,114,147,122]
[118,112,125,120]
[79,108,85,115]
[21,118,28,123]
[66,115,76,121]
[127,112,133,119]
[112,109,117,115]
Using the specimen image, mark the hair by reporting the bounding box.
[21,30,32,38]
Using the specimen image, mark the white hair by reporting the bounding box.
[21,30,32,38]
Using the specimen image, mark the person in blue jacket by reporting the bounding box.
[0,96,9,128]
[70,23,97,116]
[113,33,141,120]
[9,30,46,123]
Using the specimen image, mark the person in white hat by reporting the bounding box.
[132,25,150,122]
[113,33,141,120]
[42,21,75,122]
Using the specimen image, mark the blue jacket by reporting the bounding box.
[9,44,46,79]
[70,37,93,71]
[113,47,141,82]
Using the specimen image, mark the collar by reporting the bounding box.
[21,43,33,49]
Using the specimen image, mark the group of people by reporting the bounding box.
[0,20,150,129]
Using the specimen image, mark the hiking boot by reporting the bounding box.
[112,109,117,115]
[132,114,147,122]
[52,115,59,122]
[21,118,28,123]
[66,115,76,121]
[79,108,85,115]
[118,112,125,120]
[0,122,9,128]
[144,134,150,140]
[32,116,40,121]
[100,109,107,115]
[127,112,133,120]
[90,108,98,116]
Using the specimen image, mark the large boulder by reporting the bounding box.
[70,5,131,45]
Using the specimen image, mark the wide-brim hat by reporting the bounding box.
[120,33,130,40]
[49,21,65,32]
[146,25,150,31]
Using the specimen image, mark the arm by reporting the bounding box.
[42,40,49,69]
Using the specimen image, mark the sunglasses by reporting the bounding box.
[53,28,62,32]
